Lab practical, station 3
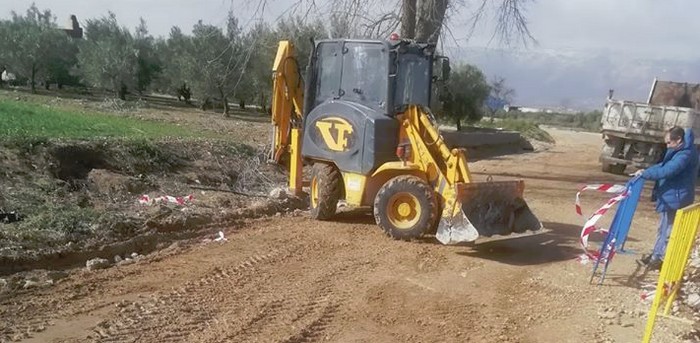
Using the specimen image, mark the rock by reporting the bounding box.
[690,257,699,268]
[131,252,139,258]
[114,255,123,263]
[598,310,617,320]
[118,258,135,266]
[13,332,29,341]
[687,293,700,309]
[0,278,7,290]
[46,270,68,281]
[268,187,289,200]
[115,300,129,308]
[86,258,110,271]
[23,280,42,289]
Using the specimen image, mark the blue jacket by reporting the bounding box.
[642,128,699,212]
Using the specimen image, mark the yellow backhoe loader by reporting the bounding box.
[270,37,541,244]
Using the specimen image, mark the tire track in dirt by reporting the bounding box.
[0,220,299,343]
[192,246,367,343]
[90,242,305,343]
[0,285,104,342]
[79,227,375,343]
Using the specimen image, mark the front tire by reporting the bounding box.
[373,175,437,240]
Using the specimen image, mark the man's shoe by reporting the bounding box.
[647,259,663,271]
[637,254,652,266]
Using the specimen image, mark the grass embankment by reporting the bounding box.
[0,99,208,139]
[0,98,257,254]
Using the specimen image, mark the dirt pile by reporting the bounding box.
[0,138,306,275]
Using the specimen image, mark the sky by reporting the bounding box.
[3,0,699,60]
[3,0,698,109]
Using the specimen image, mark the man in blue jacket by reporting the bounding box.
[633,126,699,270]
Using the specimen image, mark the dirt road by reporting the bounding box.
[0,128,691,343]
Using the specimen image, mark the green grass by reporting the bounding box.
[0,99,206,139]
[478,118,555,143]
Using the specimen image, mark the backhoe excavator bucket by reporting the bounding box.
[435,180,542,245]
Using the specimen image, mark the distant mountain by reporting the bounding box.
[451,46,700,111]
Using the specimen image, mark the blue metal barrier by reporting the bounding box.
[611,176,644,252]
[590,176,644,284]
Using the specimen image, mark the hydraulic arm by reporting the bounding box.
[270,41,304,195]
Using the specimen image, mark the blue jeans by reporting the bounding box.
[651,210,677,261]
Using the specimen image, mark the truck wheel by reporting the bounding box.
[602,163,626,174]
[373,175,437,240]
[610,164,626,175]
[309,163,341,220]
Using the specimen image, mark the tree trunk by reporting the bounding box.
[260,93,268,114]
[218,87,230,116]
[239,99,245,110]
[200,97,210,111]
[118,82,127,101]
[456,119,461,131]
[222,95,230,116]
[401,0,417,39]
[415,0,448,43]
[30,66,36,93]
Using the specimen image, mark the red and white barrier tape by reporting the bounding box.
[575,183,629,261]
[639,282,675,303]
[575,184,627,216]
[138,194,194,206]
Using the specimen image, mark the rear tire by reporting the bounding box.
[309,163,341,220]
[602,162,626,174]
[610,164,626,175]
[600,136,628,175]
[373,175,437,240]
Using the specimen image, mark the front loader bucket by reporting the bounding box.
[435,180,542,245]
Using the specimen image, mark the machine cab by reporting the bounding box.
[303,38,439,118]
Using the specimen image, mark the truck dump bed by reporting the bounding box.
[648,79,700,109]
[601,100,700,143]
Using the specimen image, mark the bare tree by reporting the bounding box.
[491,0,535,46]
[284,0,535,45]
[486,76,515,121]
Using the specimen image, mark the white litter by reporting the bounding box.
[214,231,227,242]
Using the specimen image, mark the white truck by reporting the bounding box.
[599,79,700,174]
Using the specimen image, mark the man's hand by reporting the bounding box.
[631,169,645,177]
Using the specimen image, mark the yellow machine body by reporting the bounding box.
[269,40,541,244]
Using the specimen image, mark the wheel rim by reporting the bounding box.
[386,192,421,230]
[311,176,319,208]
